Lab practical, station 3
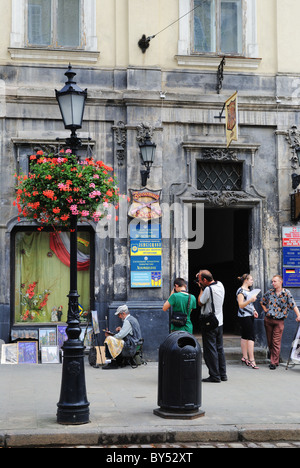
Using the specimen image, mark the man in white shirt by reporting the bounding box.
[197,270,227,383]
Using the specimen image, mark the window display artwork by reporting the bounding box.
[19,281,50,322]
[14,230,91,324]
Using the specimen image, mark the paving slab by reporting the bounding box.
[0,360,300,447]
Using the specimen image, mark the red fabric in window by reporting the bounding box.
[49,232,90,271]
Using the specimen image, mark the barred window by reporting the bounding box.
[197,161,243,191]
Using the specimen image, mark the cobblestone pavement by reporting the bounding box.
[58,441,300,448]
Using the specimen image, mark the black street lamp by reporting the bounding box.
[56,65,90,425]
[139,132,156,187]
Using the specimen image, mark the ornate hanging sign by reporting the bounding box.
[225,91,238,148]
[128,189,162,220]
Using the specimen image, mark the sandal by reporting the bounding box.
[249,360,259,369]
[241,357,250,366]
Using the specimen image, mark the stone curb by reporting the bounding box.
[1,424,300,447]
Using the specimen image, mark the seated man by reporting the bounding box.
[103,304,142,369]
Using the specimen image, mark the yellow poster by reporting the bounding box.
[225,91,238,147]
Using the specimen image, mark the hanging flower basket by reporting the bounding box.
[14,149,119,229]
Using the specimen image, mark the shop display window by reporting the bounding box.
[14,230,91,324]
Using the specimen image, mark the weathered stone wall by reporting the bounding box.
[0,65,299,358]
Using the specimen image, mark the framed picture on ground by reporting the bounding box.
[17,341,38,364]
[39,328,57,349]
[41,346,60,364]
[1,343,18,364]
[57,326,68,349]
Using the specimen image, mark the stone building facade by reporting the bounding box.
[1,0,300,359]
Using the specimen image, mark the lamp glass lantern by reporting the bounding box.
[55,65,87,135]
[139,135,156,168]
[139,134,156,187]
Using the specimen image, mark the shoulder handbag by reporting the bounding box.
[171,294,191,328]
[199,286,219,331]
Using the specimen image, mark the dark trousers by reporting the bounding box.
[202,325,227,380]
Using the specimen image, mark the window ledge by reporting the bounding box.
[8,47,100,65]
[175,54,261,70]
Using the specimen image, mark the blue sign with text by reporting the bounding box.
[130,224,162,288]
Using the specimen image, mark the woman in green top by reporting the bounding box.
[163,278,197,334]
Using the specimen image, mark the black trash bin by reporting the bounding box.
[153,331,205,419]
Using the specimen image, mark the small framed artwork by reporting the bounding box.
[91,310,100,334]
[57,326,68,349]
[17,341,38,364]
[1,343,18,364]
[39,328,57,349]
[80,326,93,348]
[41,346,60,364]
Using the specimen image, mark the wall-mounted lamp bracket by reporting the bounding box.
[138,34,155,53]
[217,56,226,94]
[140,168,151,187]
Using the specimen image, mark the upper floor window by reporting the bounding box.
[193,0,243,55]
[177,0,259,68]
[10,0,98,64]
[27,0,81,48]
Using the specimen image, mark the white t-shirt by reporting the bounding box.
[200,281,225,327]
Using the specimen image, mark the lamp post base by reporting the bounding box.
[57,325,90,425]
[57,406,90,425]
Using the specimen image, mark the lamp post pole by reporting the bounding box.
[56,66,90,425]
[57,214,90,425]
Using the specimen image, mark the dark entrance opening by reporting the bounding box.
[188,207,250,334]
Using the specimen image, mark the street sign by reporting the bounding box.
[282,227,300,286]
[130,223,162,288]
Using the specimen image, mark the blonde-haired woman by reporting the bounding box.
[236,274,259,369]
